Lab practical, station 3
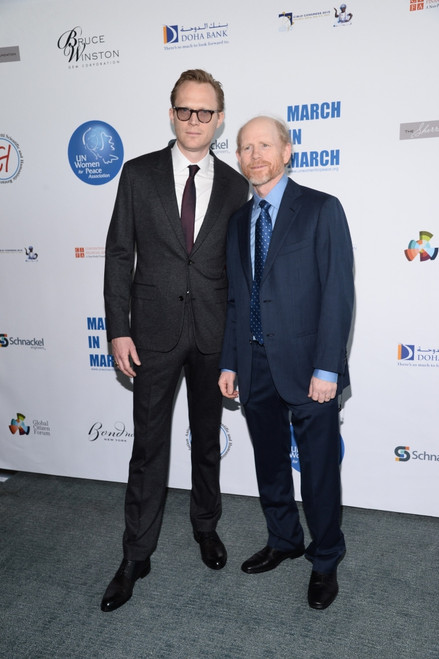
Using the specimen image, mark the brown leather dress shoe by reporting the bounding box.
[194,530,227,570]
[100,558,151,612]
[308,570,338,610]
[241,545,305,574]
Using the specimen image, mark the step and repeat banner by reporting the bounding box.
[1,0,438,516]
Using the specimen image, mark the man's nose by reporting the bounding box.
[188,111,200,124]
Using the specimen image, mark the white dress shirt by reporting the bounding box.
[172,143,214,242]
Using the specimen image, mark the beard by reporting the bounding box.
[241,159,285,188]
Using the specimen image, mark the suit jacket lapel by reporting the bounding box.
[151,147,186,251]
[262,178,302,283]
[237,201,253,291]
[192,154,235,254]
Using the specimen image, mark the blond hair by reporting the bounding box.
[170,69,225,112]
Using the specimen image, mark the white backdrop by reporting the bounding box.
[1,0,438,517]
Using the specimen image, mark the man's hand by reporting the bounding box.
[308,376,337,404]
[111,337,141,378]
[218,371,239,399]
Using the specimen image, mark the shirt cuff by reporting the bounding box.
[313,369,338,383]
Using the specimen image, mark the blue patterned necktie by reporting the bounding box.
[250,200,272,344]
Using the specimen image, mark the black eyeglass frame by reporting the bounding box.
[173,107,219,124]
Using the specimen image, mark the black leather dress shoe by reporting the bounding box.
[241,545,305,574]
[194,530,227,570]
[100,558,151,612]
[308,570,338,610]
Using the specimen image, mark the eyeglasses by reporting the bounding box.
[173,107,218,124]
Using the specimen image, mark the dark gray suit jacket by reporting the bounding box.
[104,145,249,354]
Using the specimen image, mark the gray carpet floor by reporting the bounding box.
[0,471,438,659]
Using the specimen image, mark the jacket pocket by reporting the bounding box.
[131,282,157,300]
[277,238,312,256]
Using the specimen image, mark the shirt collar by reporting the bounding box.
[171,142,211,176]
[253,174,288,212]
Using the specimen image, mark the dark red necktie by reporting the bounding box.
[181,164,199,253]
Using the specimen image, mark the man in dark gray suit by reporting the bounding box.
[101,69,248,612]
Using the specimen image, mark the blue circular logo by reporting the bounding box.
[68,120,123,185]
[186,424,232,459]
[290,424,345,472]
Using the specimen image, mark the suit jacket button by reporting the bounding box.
[178,295,184,301]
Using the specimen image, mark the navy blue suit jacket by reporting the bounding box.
[220,177,354,405]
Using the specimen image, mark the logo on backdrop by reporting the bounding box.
[86,317,115,369]
[0,46,21,63]
[88,421,133,443]
[400,121,439,141]
[279,9,332,27]
[0,333,45,350]
[290,425,345,472]
[394,446,411,462]
[397,344,439,367]
[57,26,120,68]
[186,424,232,459]
[0,135,23,184]
[210,137,230,154]
[409,1,439,11]
[68,121,123,185]
[286,101,341,172]
[397,344,415,361]
[0,245,39,261]
[395,445,439,463]
[333,4,353,25]
[75,246,105,259]
[8,413,51,437]
[163,21,230,50]
[278,12,294,31]
[404,231,438,261]
[25,246,38,261]
[163,25,179,44]
[9,413,30,435]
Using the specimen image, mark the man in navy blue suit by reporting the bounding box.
[219,116,354,610]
